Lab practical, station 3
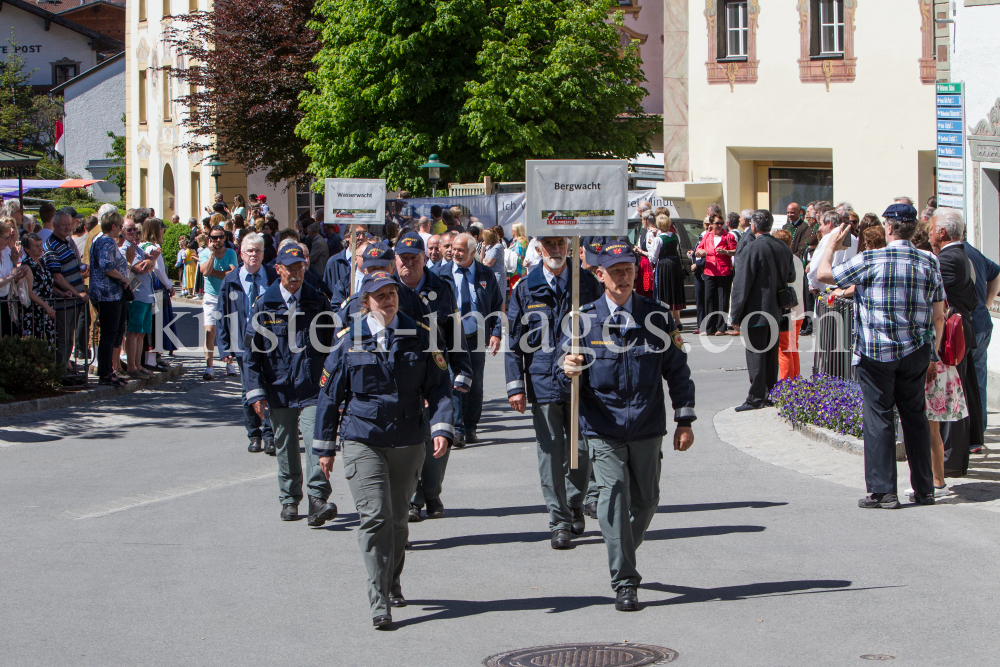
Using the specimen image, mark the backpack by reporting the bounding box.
[504,244,520,274]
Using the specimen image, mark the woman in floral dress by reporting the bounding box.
[19,233,57,347]
[921,360,967,499]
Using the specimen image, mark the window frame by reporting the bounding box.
[817,0,845,56]
[705,0,759,88]
[722,0,749,60]
[51,61,80,86]
[138,69,148,124]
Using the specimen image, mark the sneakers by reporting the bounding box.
[226,363,237,376]
[858,493,901,509]
[905,484,953,499]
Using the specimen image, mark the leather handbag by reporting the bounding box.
[939,303,966,366]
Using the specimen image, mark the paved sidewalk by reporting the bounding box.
[715,407,1000,511]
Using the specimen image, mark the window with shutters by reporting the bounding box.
[704,0,759,90]
[797,0,857,89]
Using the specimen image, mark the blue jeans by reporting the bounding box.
[455,335,486,436]
[973,328,991,436]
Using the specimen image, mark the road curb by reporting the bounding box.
[0,364,186,419]
[790,421,864,456]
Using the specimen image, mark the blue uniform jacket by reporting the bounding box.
[330,272,473,390]
[323,254,351,295]
[312,312,455,455]
[506,262,601,404]
[435,260,504,340]
[558,295,696,443]
[242,280,336,409]
[214,264,278,359]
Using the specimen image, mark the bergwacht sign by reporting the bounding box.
[525,160,627,237]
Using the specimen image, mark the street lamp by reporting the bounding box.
[205,158,227,195]
[418,154,449,197]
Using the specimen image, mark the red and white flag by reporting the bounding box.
[54,121,65,155]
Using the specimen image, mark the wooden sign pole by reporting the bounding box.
[349,226,357,295]
[570,236,580,470]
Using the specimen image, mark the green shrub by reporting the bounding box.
[162,222,189,280]
[0,336,65,395]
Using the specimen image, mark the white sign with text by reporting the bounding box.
[324,178,386,225]
[525,160,628,237]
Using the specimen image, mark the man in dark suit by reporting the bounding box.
[437,232,504,444]
[215,231,279,454]
[782,203,810,259]
[930,208,983,473]
[730,210,797,411]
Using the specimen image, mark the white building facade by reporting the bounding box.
[659,0,939,219]
[52,52,126,202]
[3,0,122,90]
[124,0,312,224]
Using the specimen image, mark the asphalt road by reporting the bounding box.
[0,319,998,666]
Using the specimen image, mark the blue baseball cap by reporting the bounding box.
[359,270,399,296]
[596,240,636,269]
[882,203,918,222]
[583,236,611,266]
[276,245,306,265]
[395,232,425,255]
[361,242,395,268]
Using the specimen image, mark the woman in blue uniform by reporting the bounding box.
[313,271,454,629]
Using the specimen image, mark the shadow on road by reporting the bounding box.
[394,578,860,627]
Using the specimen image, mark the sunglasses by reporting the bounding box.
[210,235,226,240]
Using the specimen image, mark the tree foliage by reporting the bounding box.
[0,31,39,149]
[106,113,127,194]
[164,0,319,185]
[298,0,655,193]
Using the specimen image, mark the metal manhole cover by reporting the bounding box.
[484,643,678,667]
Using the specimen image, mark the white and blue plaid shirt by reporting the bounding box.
[832,240,944,364]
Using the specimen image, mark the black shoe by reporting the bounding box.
[452,433,466,449]
[307,496,338,526]
[141,363,161,373]
[908,492,936,505]
[389,593,407,608]
[764,399,776,407]
[583,501,598,520]
[465,430,479,444]
[734,402,762,412]
[570,507,585,535]
[247,437,263,453]
[408,503,424,522]
[799,327,813,337]
[551,529,572,550]
[263,439,276,456]
[425,498,444,518]
[98,376,126,387]
[202,371,213,381]
[858,493,901,509]
[280,503,299,521]
[372,615,392,629]
[615,586,640,612]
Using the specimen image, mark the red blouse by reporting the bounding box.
[696,232,737,277]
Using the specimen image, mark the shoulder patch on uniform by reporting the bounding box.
[527,303,547,309]
[337,328,350,338]
[433,351,447,370]
[671,329,684,350]
[320,368,331,387]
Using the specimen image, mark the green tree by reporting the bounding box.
[0,31,38,148]
[106,113,127,194]
[298,0,654,194]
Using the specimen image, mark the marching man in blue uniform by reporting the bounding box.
[314,271,454,629]
[506,236,602,549]
[243,245,339,526]
[562,240,696,612]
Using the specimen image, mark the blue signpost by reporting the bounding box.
[936,82,966,214]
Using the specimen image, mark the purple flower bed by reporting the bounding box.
[770,374,863,439]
